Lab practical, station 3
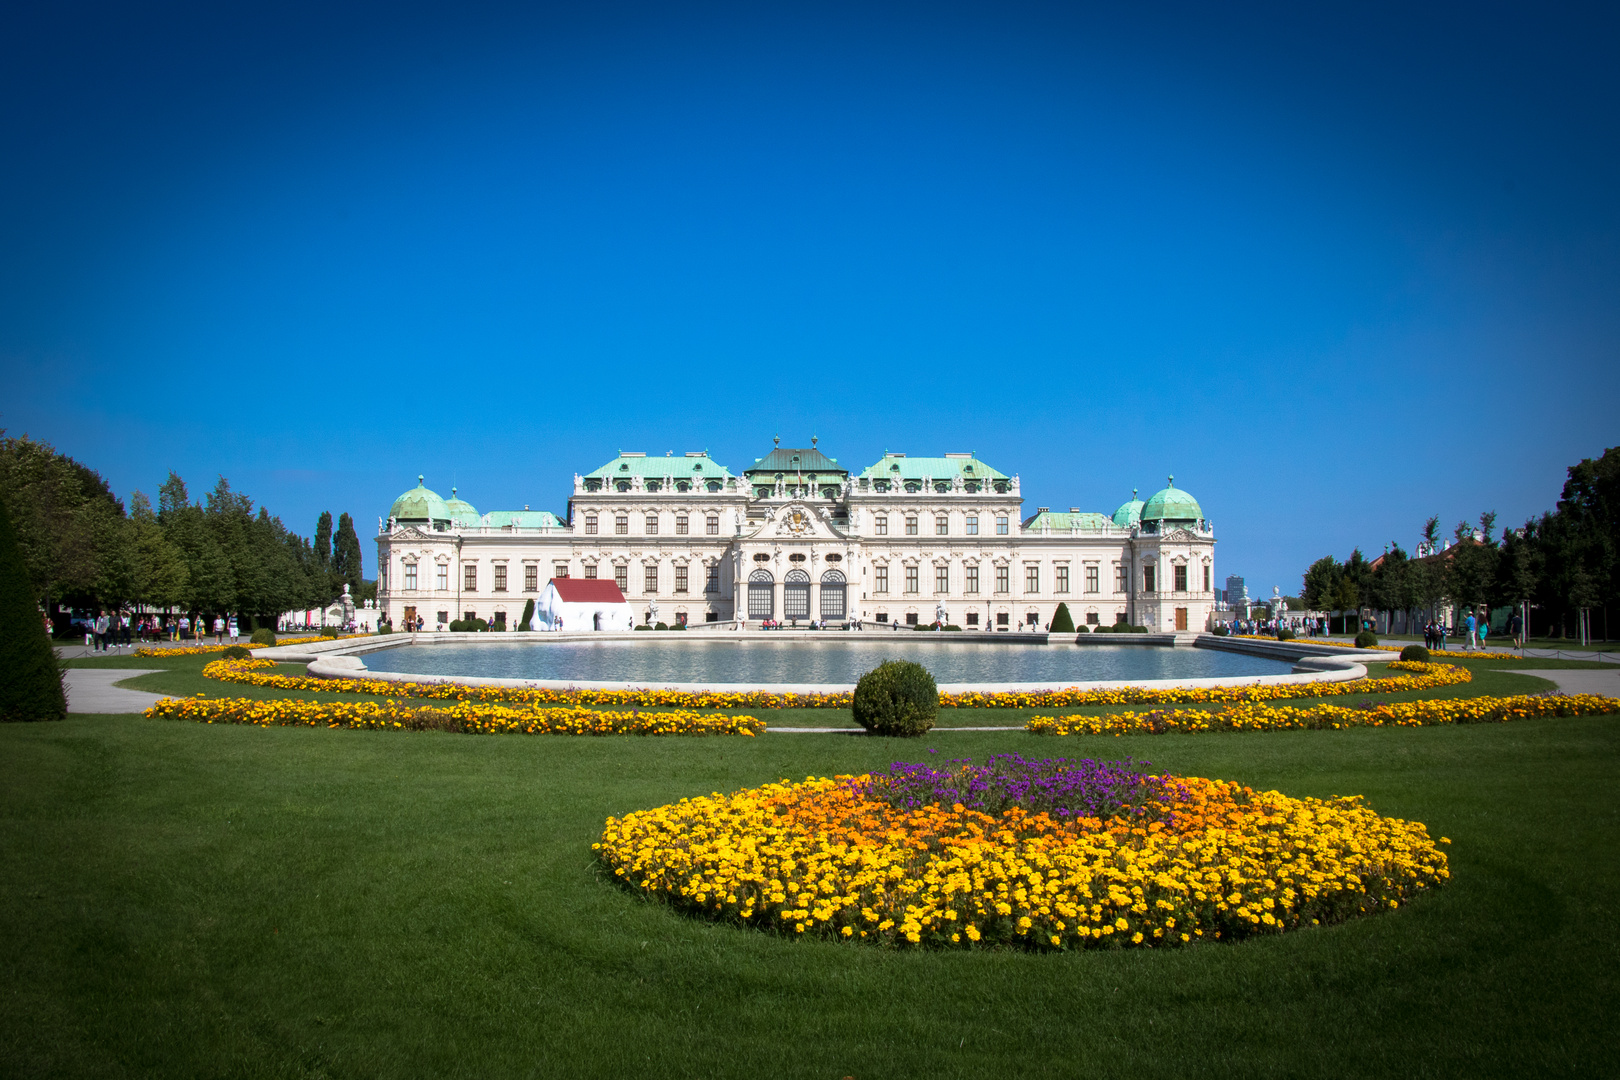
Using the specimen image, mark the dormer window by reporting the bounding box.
[676,481,690,492]
[616,481,630,492]
[619,464,629,471]
[905,482,920,493]
[707,481,721,492]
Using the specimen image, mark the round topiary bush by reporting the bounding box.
[654,621,668,631]
[319,626,340,639]
[852,660,938,737]
[1211,625,1230,636]
[1075,624,1090,633]
[222,645,251,659]
[1354,630,1379,648]
[1400,644,1431,661]
[375,624,393,635]
[1276,627,1295,641]
[249,628,277,647]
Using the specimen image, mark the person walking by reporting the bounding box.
[93,611,108,652]
[1464,611,1478,650]
[228,616,239,644]
[1511,610,1524,649]
[213,615,225,644]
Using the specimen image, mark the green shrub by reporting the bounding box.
[1211,625,1229,636]
[318,626,340,639]
[635,625,651,631]
[943,624,962,631]
[1277,627,1295,641]
[249,628,277,646]
[0,499,66,722]
[852,661,938,737]
[654,622,668,631]
[222,645,251,660]
[375,624,393,635]
[519,598,535,631]
[1400,644,1431,661]
[1075,624,1090,633]
[912,624,935,631]
[1049,602,1075,634]
[1354,630,1379,648]
[670,623,686,631]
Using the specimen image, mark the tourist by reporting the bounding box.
[1511,611,1524,649]
[213,615,225,644]
[228,617,239,644]
[1464,611,1477,650]
[92,611,108,652]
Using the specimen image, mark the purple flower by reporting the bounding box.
[847,754,1185,822]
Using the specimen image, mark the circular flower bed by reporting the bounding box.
[597,754,1449,949]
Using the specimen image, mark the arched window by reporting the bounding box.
[747,569,774,620]
[784,569,811,620]
[819,569,846,621]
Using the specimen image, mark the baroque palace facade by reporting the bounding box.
[375,441,1217,632]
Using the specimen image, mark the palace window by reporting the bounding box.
[935,566,949,593]
[965,565,979,594]
[585,514,598,535]
[464,565,478,591]
[1025,565,1039,594]
[615,515,628,535]
[997,612,1009,626]
[645,514,658,535]
[675,565,688,593]
[705,565,719,592]
[404,563,418,591]
[526,566,540,591]
[549,563,565,582]
[875,566,889,594]
[1116,566,1128,593]
[644,565,658,593]
[905,566,919,594]
[936,515,949,536]
[966,515,978,535]
[676,514,689,535]
[1173,564,1188,592]
[584,564,598,579]
[1086,565,1099,593]
[436,565,448,591]
[966,612,979,626]
[1143,565,1157,592]
[706,514,719,535]
[875,515,888,536]
[1056,565,1070,593]
[614,566,628,592]
[996,515,1009,535]
[1204,565,1212,592]
[996,565,1009,593]
[905,516,918,536]
[493,565,508,592]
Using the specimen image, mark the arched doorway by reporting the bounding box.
[819,569,846,621]
[784,569,810,621]
[747,569,774,620]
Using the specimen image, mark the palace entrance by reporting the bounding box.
[819,569,846,621]
[784,569,810,620]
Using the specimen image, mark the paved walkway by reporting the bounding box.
[1503,668,1620,698]
[63,670,166,714]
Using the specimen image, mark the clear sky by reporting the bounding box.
[4,0,1616,593]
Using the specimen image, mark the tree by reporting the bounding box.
[314,511,333,569]
[332,513,363,597]
[1301,556,1340,611]
[1050,602,1075,633]
[0,433,126,617]
[0,496,67,721]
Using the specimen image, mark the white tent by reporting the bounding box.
[529,578,634,632]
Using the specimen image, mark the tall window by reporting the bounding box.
[1056,565,1070,593]
[584,564,598,579]
[1143,565,1157,592]
[614,565,628,592]
[905,565,919,593]
[875,515,888,536]
[875,565,889,593]
[645,514,659,535]
[935,565,949,593]
[1203,565,1212,592]
[464,565,478,591]
[1085,565,1099,593]
[549,564,565,583]
[436,565,448,591]
[675,565,688,593]
[526,566,539,591]
[935,515,949,536]
[996,565,1009,593]
[404,563,418,590]
[905,516,918,536]
[1116,566,1128,593]
[706,514,719,535]
[1173,564,1188,592]
[644,565,658,593]
[965,565,979,593]
[705,564,719,592]
[966,514,978,535]
[493,565,508,592]
[1025,565,1039,593]
[676,514,689,535]
[585,514,598,535]
[379,563,388,589]
[996,515,1009,535]
[615,515,628,535]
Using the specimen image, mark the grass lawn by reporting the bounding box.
[4,692,1619,1077]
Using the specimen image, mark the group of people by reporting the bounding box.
[76,611,242,650]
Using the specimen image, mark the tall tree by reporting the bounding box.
[0,433,126,616]
[332,512,363,596]
[1301,556,1340,611]
[314,511,333,569]
[0,496,67,721]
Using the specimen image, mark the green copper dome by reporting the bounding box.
[1112,489,1144,527]
[1140,476,1203,523]
[443,487,481,528]
[389,476,453,529]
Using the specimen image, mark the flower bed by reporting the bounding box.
[1025,691,1620,736]
[133,633,372,658]
[198,655,1471,709]
[145,696,763,736]
[596,755,1449,949]
[1231,635,1501,660]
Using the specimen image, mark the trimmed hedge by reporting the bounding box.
[249,628,277,647]
[1050,602,1075,634]
[519,598,535,631]
[852,660,938,737]
[1354,630,1380,648]
[0,498,66,722]
[222,645,252,660]
[1400,644,1431,662]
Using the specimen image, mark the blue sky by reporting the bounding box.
[3,0,1616,592]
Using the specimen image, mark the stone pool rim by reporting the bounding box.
[257,632,1387,695]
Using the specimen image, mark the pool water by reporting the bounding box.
[361,638,1290,685]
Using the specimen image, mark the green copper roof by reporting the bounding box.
[1112,490,1144,527]
[745,446,846,477]
[584,452,733,481]
[480,510,563,529]
[1141,477,1203,522]
[389,476,453,526]
[444,487,481,527]
[857,453,1009,483]
[1022,510,1113,531]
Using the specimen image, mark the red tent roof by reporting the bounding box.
[550,578,627,603]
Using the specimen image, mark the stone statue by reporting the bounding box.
[935,601,948,626]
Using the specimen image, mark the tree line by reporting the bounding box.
[0,433,369,634]
[1298,446,1618,638]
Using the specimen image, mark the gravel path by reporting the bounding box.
[62,670,166,714]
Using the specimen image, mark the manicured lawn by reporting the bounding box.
[3,706,1618,1078]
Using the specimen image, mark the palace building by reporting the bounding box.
[375,440,1217,632]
